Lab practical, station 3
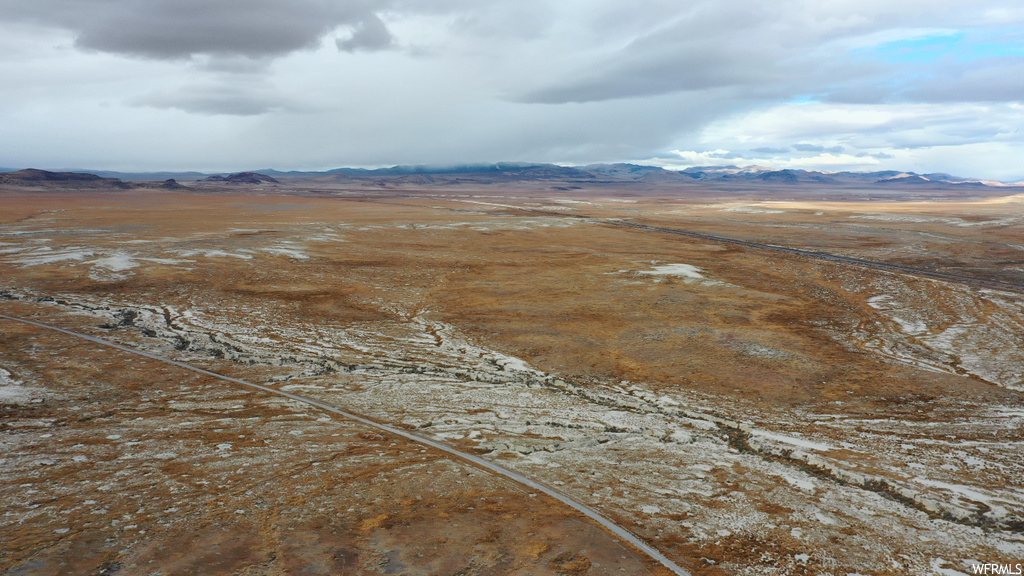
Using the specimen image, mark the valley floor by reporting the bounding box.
[1,184,1022,575]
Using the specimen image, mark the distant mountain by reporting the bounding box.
[583,163,665,177]
[922,172,959,182]
[584,163,701,183]
[661,166,1001,188]
[359,162,594,180]
[78,170,210,182]
[201,172,279,184]
[0,169,130,189]
[2,164,1016,189]
[758,169,799,182]
[875,174,932,185]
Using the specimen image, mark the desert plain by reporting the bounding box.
[1,174,1023,575]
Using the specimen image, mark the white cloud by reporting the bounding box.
[666,149,736,165]
[777,153,884,168]
[0,1,1023,178]
[699,101,1024,151]
[650,150,884,172]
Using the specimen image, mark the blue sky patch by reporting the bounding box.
[861,29,1024,63]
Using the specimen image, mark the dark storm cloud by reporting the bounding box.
[337,13,394,52]
[516,1,1023,106]
[131,83,299,116]
[3,0,1024,178]
[522,4,792,103]
[0,0,387,59]
[133,95,274,116]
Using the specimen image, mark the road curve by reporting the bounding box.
[0,312,691,576]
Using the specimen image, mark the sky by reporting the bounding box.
[1,1,1023,180]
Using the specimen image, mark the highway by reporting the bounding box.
[608,219,1024,293]
[0,312,691,576]
[443,199,1024,293]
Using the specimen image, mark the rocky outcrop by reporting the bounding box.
[202,172,279,184]
[8,288,1020,534]
[0,169,130,189]
[159,178,185,189]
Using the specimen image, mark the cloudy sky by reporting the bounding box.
[1,1,1023,179]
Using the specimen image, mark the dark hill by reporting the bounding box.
[0,169,130,189]
[357,163,594,181]
[758,169,799,183]
[202,172,279,184]
[159,179,185,190]
[875,175,931,185]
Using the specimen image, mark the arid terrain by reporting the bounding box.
[2,173,1023,575]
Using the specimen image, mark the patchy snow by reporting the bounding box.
[138,257,190,265]
[14,247,94,266]
[668,430,693,444]
[492,354,539,374]
[772,468,817,491]
[0,368,42,405]
[0,386,33,405]
[867,294,929,335]
[261,246,309,260]
[11,289,1023,572]
[176,249,254,260]
[850,213,1022,228]
[749,429,832,451]
[929,558,971,576]
[913,477,995,504]
[722,206,785,214]
[991,408,1024,419]
[639,263,704,279]
[855,286,1024,390]
[457,200,531,211]
[814,511,838,525]
[307,233,346,242]
[0,368,16,386]
[868,293,933,334]
[851,213,936,223]
[90,253,139,272]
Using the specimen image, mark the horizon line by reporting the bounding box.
[3,163,1023,184]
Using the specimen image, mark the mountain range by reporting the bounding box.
[1,163,1021,189]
